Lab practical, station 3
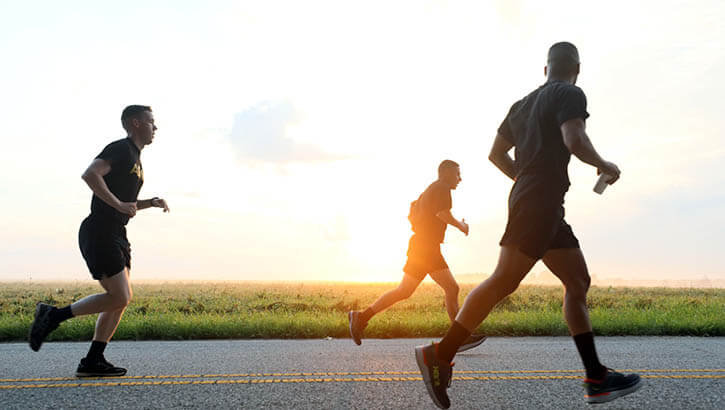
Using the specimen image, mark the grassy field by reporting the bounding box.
[1,281,723,341]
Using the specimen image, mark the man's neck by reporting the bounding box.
[127,134,144,151]
[546,75,575,84]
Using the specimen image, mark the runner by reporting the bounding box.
[28,105,170,377]
[349,160,486,352]
[415,43,641,408]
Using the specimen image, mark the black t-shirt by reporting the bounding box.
[497,80,589,202]
[89,138,144,225]
[411,180,452,243]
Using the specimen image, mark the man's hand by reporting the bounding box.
[116,202,138,217]
[597,161,621,184]
[458,218,469,236]
[151,197,170,212]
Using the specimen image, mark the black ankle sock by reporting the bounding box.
[573,332,607,380]
[437,321,471,363]
[50,306,74,323]
[360,307,376,324]
[86,341,107,361]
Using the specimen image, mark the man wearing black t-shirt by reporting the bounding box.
[29,105,170,377]
[348,160,486,352]
[415,43,641,408]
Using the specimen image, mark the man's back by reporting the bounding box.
[498,80,589,194]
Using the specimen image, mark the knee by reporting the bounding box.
[112,289,132,309]
[446,283,460,297]
[488,277,520,300]
[500,282,519,299]
[566,274,590,298]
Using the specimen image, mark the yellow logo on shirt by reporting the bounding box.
[130,163,143,180]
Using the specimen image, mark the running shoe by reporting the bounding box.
[76,357,127,377]
[584,368,641,404]
[415,343,453,409]
[348,311,364,345]
[28,303,59,352]
[457,334,487,353]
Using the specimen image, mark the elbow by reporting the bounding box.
[81,168,97,183]
[488,151,504,167]
[563,127,589,154]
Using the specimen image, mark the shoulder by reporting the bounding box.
[507,86,543,117]
[551,82,587,100]
[507,96,527,115]
[98,138,134,161]
[102,138,133,152]
[421,181,440,196]
[430,181,450,197]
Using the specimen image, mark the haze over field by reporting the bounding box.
[1,1,724,284]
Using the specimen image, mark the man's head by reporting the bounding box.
[438,159,461,189]
[121,105,156,146]
[545,42,580,83]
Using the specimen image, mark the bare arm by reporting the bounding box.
[137,197,170,212]
[488,133,516,181]
[561,118,621,183]
[81,159,137,216]
[436,209,469,236]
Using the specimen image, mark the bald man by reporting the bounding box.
[414,43,641,408]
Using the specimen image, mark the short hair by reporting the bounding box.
[547,42,580,77]
[121,105,152,129]
[438,159,459,177]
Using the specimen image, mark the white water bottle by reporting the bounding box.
[593,173,613,194]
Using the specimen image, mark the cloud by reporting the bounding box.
[228,101,344,163]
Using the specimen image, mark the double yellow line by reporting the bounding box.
[2,369,723,390]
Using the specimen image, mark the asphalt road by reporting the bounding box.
[1,337,723,409]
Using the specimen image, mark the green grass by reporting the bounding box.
[1,282,723,341]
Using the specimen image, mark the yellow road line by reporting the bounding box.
[1,368,722,383]
[1,373,723,390]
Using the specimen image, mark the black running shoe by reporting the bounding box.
[457,334,487,353]
[28,303,60,352]
[348,311,364,346]
[415,343,453,409]
[584,368,641,404]
[76,357,127,377]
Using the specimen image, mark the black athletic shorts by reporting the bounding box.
[499,190,579,260]
[403,234,449,280]
[78,215,131,280]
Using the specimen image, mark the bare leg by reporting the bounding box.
[455,246,537,331]
[428,268,460,323]
[542,248,592,335]
[92,269,132,342]
[70,268,132,317]
[368,273,423,315]
[93,307,128,342]
[542,248,611,382]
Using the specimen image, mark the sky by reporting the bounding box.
[1,0,723,283]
